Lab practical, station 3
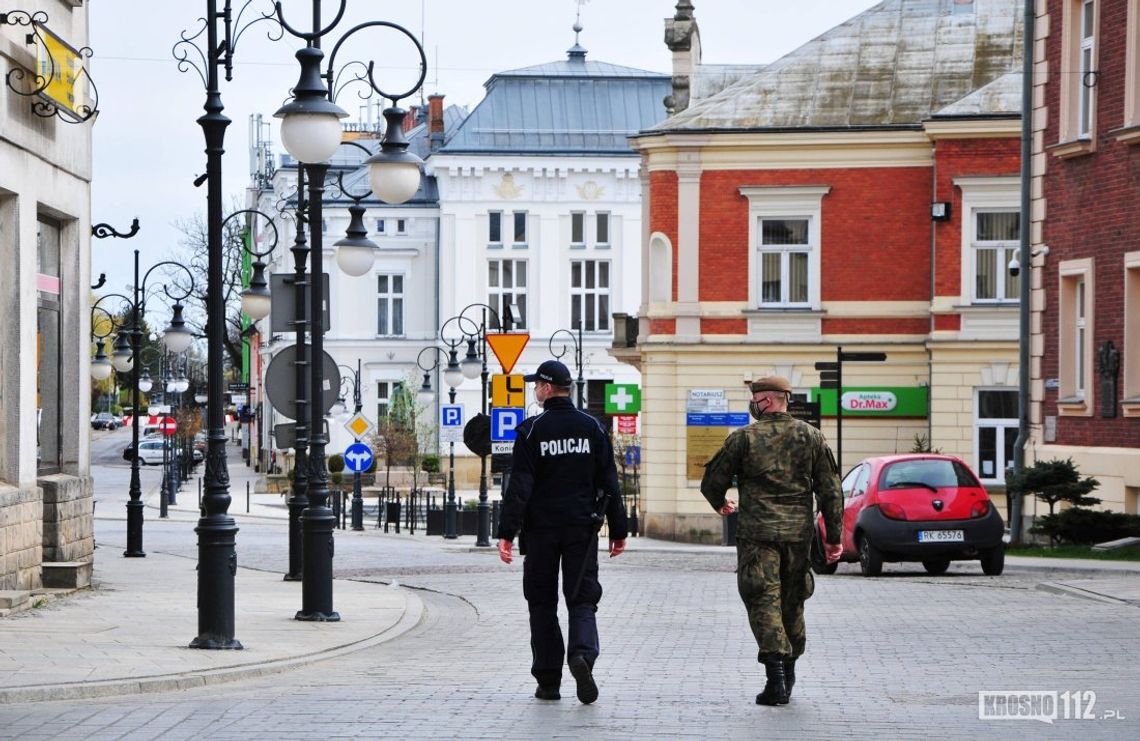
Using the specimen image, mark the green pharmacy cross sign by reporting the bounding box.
[604,383,641,415]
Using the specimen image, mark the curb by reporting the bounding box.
[1035,582,1133,606]
[0,582,425,704]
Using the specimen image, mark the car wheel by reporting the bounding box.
[980,546,1005,576]
[809,529,838,575]
[858,535,883,577]
[922,558,950,575]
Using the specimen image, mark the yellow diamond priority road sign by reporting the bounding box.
[344,412,375,440]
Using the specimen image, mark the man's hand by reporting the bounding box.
[609,538,626,558]
[498,538,514,564]
[824,542,842,564]
[718,500,737,516]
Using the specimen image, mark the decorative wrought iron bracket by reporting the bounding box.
[1,9,100,123]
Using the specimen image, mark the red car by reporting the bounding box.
[811,454,1005,577]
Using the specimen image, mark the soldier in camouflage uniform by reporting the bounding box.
[700,376,843,706]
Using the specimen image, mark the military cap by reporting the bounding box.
[747,375,793,394]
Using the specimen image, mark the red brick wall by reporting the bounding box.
[649,318,676,335]
[821,317,930,335]
[649,171,679,301]
[1040,0,1140,447]
[697,168,933,303]
[933,314,961,331]
[700,318,748,335]
[932,138,1021,298]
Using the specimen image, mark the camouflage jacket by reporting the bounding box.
[700,412,842,544]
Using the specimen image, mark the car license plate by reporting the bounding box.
[918,529,964,543]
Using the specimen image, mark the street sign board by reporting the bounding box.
[269,272,331,333]
[491,407,525,442]
[273,420,328,450]
[343,442,374,472]
[615,414,637,434]
[159,416,177,436]
[440,404,464,444]
[624,445,641,467]
[814,361,839,371]
[491,373,525,407]
[486,333,530,374]
[604,383,641,415]
[839,351,888,362]
[343,412,374,440]
[263,345,341,420]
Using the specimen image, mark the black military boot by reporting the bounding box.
[755,657,789,706]
[784,658,797,699]
[534,684,561,701]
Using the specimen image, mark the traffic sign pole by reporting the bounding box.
[817,346,887,471]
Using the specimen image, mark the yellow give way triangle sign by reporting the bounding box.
[486,333,529,374]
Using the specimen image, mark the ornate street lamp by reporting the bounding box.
[91,251,195,557]
[418,343,463,538]
[549,324,586,410]
[271,1,427,622]
[334,359,365,531]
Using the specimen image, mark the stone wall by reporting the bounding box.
[0,483,43,591]
[40,475,94,563]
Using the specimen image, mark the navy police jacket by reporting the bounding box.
[496,396,627,541]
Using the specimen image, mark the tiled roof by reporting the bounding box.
[655,0,1023,131]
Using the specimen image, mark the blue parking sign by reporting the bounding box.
[491,407,525,442]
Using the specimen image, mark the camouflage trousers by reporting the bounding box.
[735,538,815,662]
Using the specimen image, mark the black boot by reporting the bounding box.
[784,658,796,699]
[755,657,789,706]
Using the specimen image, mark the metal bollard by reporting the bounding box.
[246,481,250,513]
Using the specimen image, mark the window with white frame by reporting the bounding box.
[377,274,404,336]
[1079,0,1096,139]
[377,381,393,420]
[396,218,407,235]
[975,389,1018,482]
[1058,258,1094,411]
[376,218,386,235]
[488,211,502,246]
[1124,252,1140,404]
[739,186,828,310]
[1125,0,1140,129]
[488,259,527,329]
[1060,0,1098,144]
[512,211,527,247]
[570,212,585,247]
[972,211,1020,302]
[596,212,610,247]
[759,218,810,306]
[571,260,611,332]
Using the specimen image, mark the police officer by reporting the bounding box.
[497,360,628,704]
[700,375,842,706]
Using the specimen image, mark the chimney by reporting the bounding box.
[428,94,445,151]
[403,106,419,133]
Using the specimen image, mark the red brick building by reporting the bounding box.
[616,0,1027,541]
[1029,0,1140,517]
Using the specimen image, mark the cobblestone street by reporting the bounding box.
[2,500,1138,739]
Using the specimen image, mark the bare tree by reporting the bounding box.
[171,199,249,374]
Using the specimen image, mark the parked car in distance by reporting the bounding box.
[91,412,121,431]
[812,454,1005,577]
[121,439,166,465]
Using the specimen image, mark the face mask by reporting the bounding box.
[749,399,769,421]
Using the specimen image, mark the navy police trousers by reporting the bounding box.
[522,526,602,687]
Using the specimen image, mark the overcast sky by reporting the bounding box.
[88,0,881,301]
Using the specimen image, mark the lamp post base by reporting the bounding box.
[125,500,145,557]
[298,505,338,621]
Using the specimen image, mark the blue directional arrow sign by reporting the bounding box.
[343,442,374,473]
